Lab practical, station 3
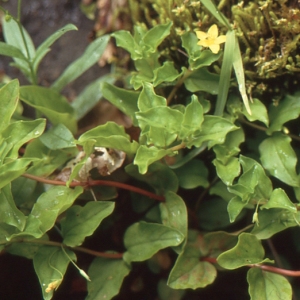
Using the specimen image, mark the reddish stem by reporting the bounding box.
[201,256,300,277]
[22,173,165,202]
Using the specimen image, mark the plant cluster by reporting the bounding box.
[1,1,300,299]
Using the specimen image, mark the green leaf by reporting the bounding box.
[199,0,231,28]
[213,157,240,186]
[247,268,292,300]
[267,92,300,134]
[259,133,299,187]
[261,188,297,213]
[184,68,219,94]
[2,17,35,80]
[214,30,235,115]
[251,209,299,239]
[0,184,26,230]
[0,79,19,133]
[101,82,139,126]
[33,246,76,300]
[168,233,217,289]
[78,121,139,155]
[24,138,77,177]
[39,124,76,150]
[33,24,77,73]
[134,145,174,174]
[160,191,188,241]
[174,159,209,189]
[29,186,82,236]
[142,22,172,53]
[202,231,238,258]
[7,235,49,259]
[125,162,178,194]
[20,86,77,133]
[188,115,238,148]
[227,196,248,223]
[0,158,33,190]
[87,258,131,300]
[2,119,46,159]
[138,82,166,112]
[217,233,273,269]
[179,95,204,139]
[0,42,27,60]
[153,61,181,86]
[136,106,184,133]
[52,34,110,91]
[112,30,142,60]
[72,74,115,120]
[198,198,231,230]
[61,201,115,247]
[242,98,269,127]
[123,221,184,263]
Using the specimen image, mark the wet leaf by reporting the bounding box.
[0,80,19,133]
[39,124,75,150]
[247,268,292,300]
[217,233,273,269]
[0,184,26,230]
[61,201,115,247]
[259,133,299,187]
[123,221,184,263]
[20,86,77,133]
[33,246,76,300]
[87,258,131,300]
[2,119,46,159]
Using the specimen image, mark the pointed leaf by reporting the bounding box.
[134,145,174,174]
[2,119,46,159]
[61,201,115,247]
[160,191,188,240]
[101,82,139,125]
[247,268,292,300]
[123,221,184,262]
[72,74,115,120]
[0,42,27,60]
[188,115,238,148]
[217,233,272,269]
[259,133,299,187]
[261,188,296,213]
[0,158,33,190]
[33,24,77,72]
[0,184,26,230]
[138,82,166,112]
[153,61,181,86]
[242,98,269,126]
[87,257,131,300]
[33,246,76,300]
[52,34,110,91]
[168,247,216,289]
[39,123,76,150]
[78,121,139,155]
[20,86,77,133]
[251,209,299,239]
[267,92,300,134]
[0,79,19,133]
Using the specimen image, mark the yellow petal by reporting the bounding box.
[198,39,213,47]
[207,24,218,39]
[209,44,220,54]
[195,30,207,40]
[215,35,226,44]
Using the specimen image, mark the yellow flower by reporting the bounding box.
[195,24,226,54]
